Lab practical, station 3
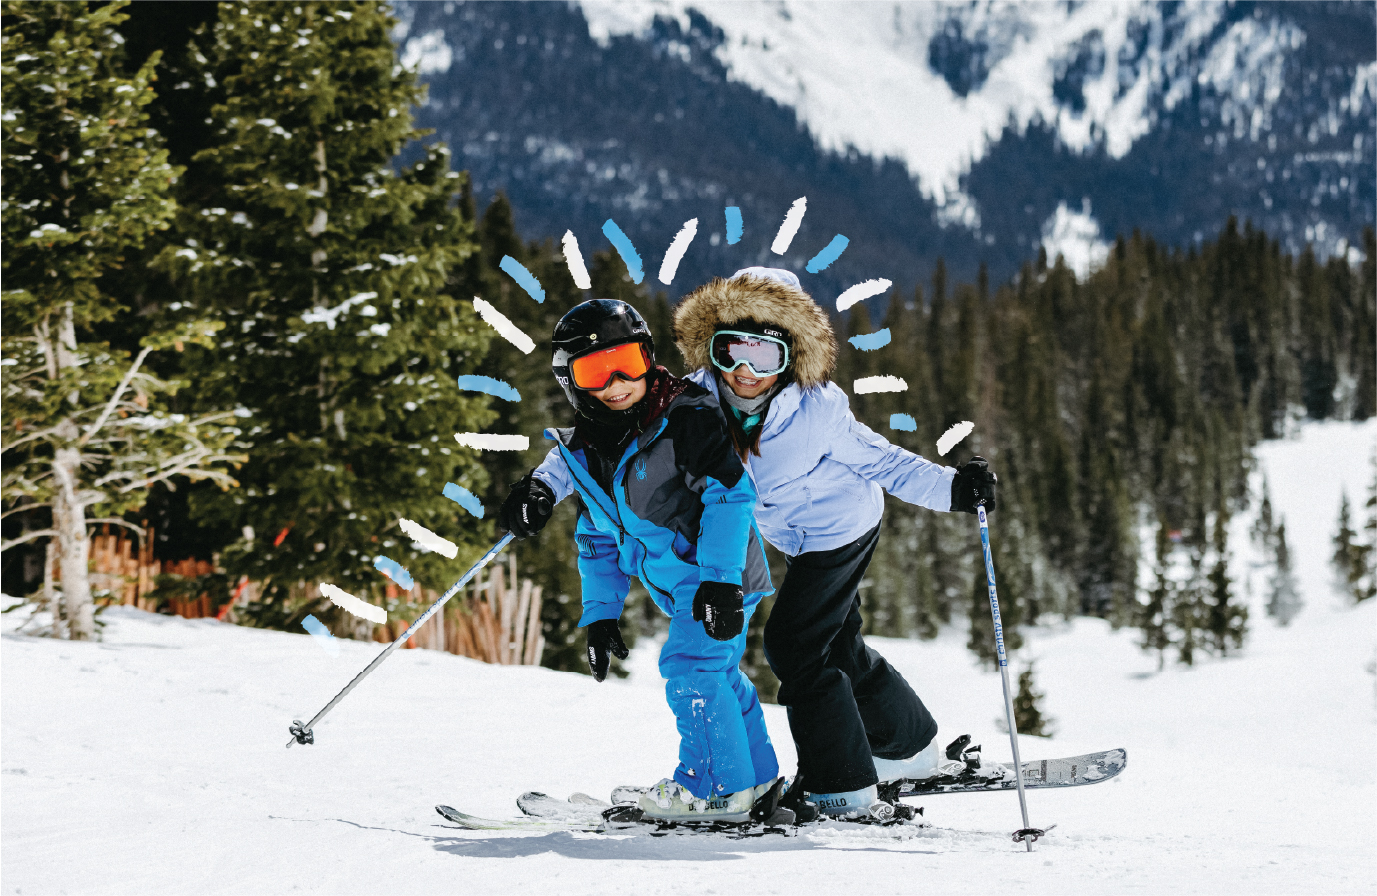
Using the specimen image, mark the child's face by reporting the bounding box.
[720,365,778,400]
[588,375,647,410]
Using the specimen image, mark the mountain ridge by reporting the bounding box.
[394,1,1374,295]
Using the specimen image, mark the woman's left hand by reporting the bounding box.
[951,456,997,514]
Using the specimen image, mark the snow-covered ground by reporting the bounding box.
[3,422,1374,895]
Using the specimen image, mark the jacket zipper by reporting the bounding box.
[559,420,678,600]
[558,443,626,545]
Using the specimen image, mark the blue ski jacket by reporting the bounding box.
[532,384,772,626]
[687,369,956,556]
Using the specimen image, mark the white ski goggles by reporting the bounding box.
[710,330,790,378]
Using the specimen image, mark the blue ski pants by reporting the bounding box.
[658,587,779,799]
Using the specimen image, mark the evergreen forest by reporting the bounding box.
[3,2,1374,701]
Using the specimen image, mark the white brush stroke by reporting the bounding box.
[657,218,698,285]
[319,583,387,625]
[854,375,908,394]
[472,297,536,354]
[454,433,530,451]
[398,519,458,559]
[937,420,975,456]
[562,230,592,290]
[771,197,807,255]
[836,278,893,311]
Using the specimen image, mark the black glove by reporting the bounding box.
[950,456,997,514]
[496,473,554,539]
[692,581,745,641]
[585,618,629,682]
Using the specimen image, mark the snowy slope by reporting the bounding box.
[3,422,1374,895]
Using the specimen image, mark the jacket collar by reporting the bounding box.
[698,370,804,439]
[544,381,715,451]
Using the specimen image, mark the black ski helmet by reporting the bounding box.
[551,299,656,419]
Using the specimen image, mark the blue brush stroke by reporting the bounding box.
[725,207,743,245]
[602,219,644,284]
[849,328,892,351]
[889,413,918,432]
[443,482,485,519]
[301,614,341,656]
[499,255,546,303]
[374,555,414,590]
[456,375,521,402]
[806,235,849,273]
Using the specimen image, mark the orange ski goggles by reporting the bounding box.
[569,341,652,391]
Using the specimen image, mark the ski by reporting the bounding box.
[885,747,1128,799]
[436,778,907,837]
[434,804,603,832]
[435,801,798,838]
[516,791,610,823]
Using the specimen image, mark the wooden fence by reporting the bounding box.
[75,527,217,616]
[373,551,544,665]
[75,528,544,665]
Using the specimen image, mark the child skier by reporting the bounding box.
[673,267,998,817]
[496,299,779,823]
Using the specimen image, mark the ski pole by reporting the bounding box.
[286,532,516,748]
[977,504,1042,851]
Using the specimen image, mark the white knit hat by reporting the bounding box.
[730,266,801,290]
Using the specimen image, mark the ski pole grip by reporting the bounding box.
[535,496,551,515]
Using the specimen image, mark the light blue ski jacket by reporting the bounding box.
[532,387,772,627]
[687,369,956,556]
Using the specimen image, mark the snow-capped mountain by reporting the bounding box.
[394,1,1374,293]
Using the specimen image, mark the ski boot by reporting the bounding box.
[636,779,755,824]
[873,738,949,784]
[879,734,1010,803]
[809,783,878,818]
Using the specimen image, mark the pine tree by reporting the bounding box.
[1297,247,1338,420]
[1013,664,1053,737]
[1251,478,1278,555]
[1267,521,1303,625]
[909,518,942,640]
[1,1,240,639]
[1332,491,1370,602]
[1206,503,1247,655]
[1363,455,1377,601]
[458,197,603,673]
[165,2,491,628]
[926,259,948,422]
[1172,547,1207,666]
[1139,521,1174,670]
[1353,229,1376,420]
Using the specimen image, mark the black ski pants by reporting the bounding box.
[763,523,938,794]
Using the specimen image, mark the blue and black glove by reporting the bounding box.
[585,618,629,682]
[497,473,555,539]
[693,581,745,641]
[950,456,997,514]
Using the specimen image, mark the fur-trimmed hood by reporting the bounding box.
[673,270,838,389]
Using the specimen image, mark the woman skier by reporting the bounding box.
[496,299,780,823]
[673,267,998,817]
